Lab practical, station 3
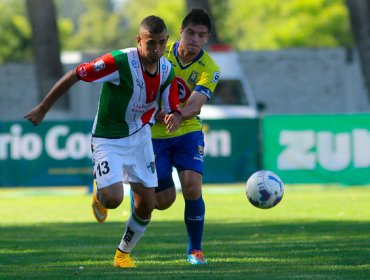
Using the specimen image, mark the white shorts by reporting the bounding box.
[91,125,157,189]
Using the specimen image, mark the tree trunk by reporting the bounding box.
[185,0,219,45]
[26,0,68,109]
[346,0,370,103]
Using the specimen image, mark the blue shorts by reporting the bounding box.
[152,130,204,192]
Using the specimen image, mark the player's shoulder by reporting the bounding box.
[110,47,139,60]
[159,56,174,80]
[200,50,220,73]
[164,42,176,62]
[159,56,173,71]
[165,42,176,53]
[109,48,140,68]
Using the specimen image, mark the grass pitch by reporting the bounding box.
[1,184,369,279]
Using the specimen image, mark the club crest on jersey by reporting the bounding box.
[93,60,105,72]
[187,71,199,84]
[146,161,156,174]
[78,66,87,77]
[212,71,220,84]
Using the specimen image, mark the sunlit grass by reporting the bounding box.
[1,184,369,279]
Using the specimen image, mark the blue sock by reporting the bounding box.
[184,196,205,254]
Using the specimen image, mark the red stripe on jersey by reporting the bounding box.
[141,107,156,124]
[168,78,181,112]
[76,53,118,82]
[142,68,160,103]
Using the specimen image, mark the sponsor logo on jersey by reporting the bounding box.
[212,71,220,83]
[131,59,138,69]
[93,59,105,72]
[187,71,199,84]
[161,63,168,73]
[136,78,144,89]
[176,77,191,102]
[198,60,206,67]
[132,102,148,113]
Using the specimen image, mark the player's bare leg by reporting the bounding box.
[92,181,124,223]
[180,170,202,200]
[155,187,176,210]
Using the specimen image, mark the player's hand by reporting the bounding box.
[155,110,166,124]
[164,112,182,133]
[23,105,47,126]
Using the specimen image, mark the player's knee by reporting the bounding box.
[156,195,176,210]
[182,185,201,200]
[102,194,123,209]
[155,187,176,210]
[137,200,156,215]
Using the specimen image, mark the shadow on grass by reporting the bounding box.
[1,221,369,280]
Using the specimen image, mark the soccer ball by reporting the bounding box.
[246,170,284,209]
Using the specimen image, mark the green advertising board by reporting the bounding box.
[263,114,370,185]
[0,118,260,187]
[0,121,93,187]
[202,118,259,183]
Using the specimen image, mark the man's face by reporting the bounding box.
[180,23,210,55]
[137,30,168,63]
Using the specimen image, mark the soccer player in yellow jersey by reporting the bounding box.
[151,9,220,265]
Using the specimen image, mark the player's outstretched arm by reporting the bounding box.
[180,91,207,120]
[24,69,79,125]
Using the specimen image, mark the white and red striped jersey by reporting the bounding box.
[76,47,180,138]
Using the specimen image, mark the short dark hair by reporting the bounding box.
[140,15,167,34]
[181,9,211,33]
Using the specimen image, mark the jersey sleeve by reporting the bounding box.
[194,67,221,99]
[76,53,120,85]
[160,68,181,114]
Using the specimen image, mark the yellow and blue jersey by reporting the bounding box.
[151,42,220,139]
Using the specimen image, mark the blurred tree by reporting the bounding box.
[26,0,68,109]
[0,0,354,63]
[115,0,186,47]
[0,0,32,63]
[64,0,123,53]
[346,0,370,101]
[220,0,352,50]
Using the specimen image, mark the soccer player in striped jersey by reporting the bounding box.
[24,15,182,268]
[151,9,220,265]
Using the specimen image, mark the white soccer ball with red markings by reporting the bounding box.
[246,170,284,209]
